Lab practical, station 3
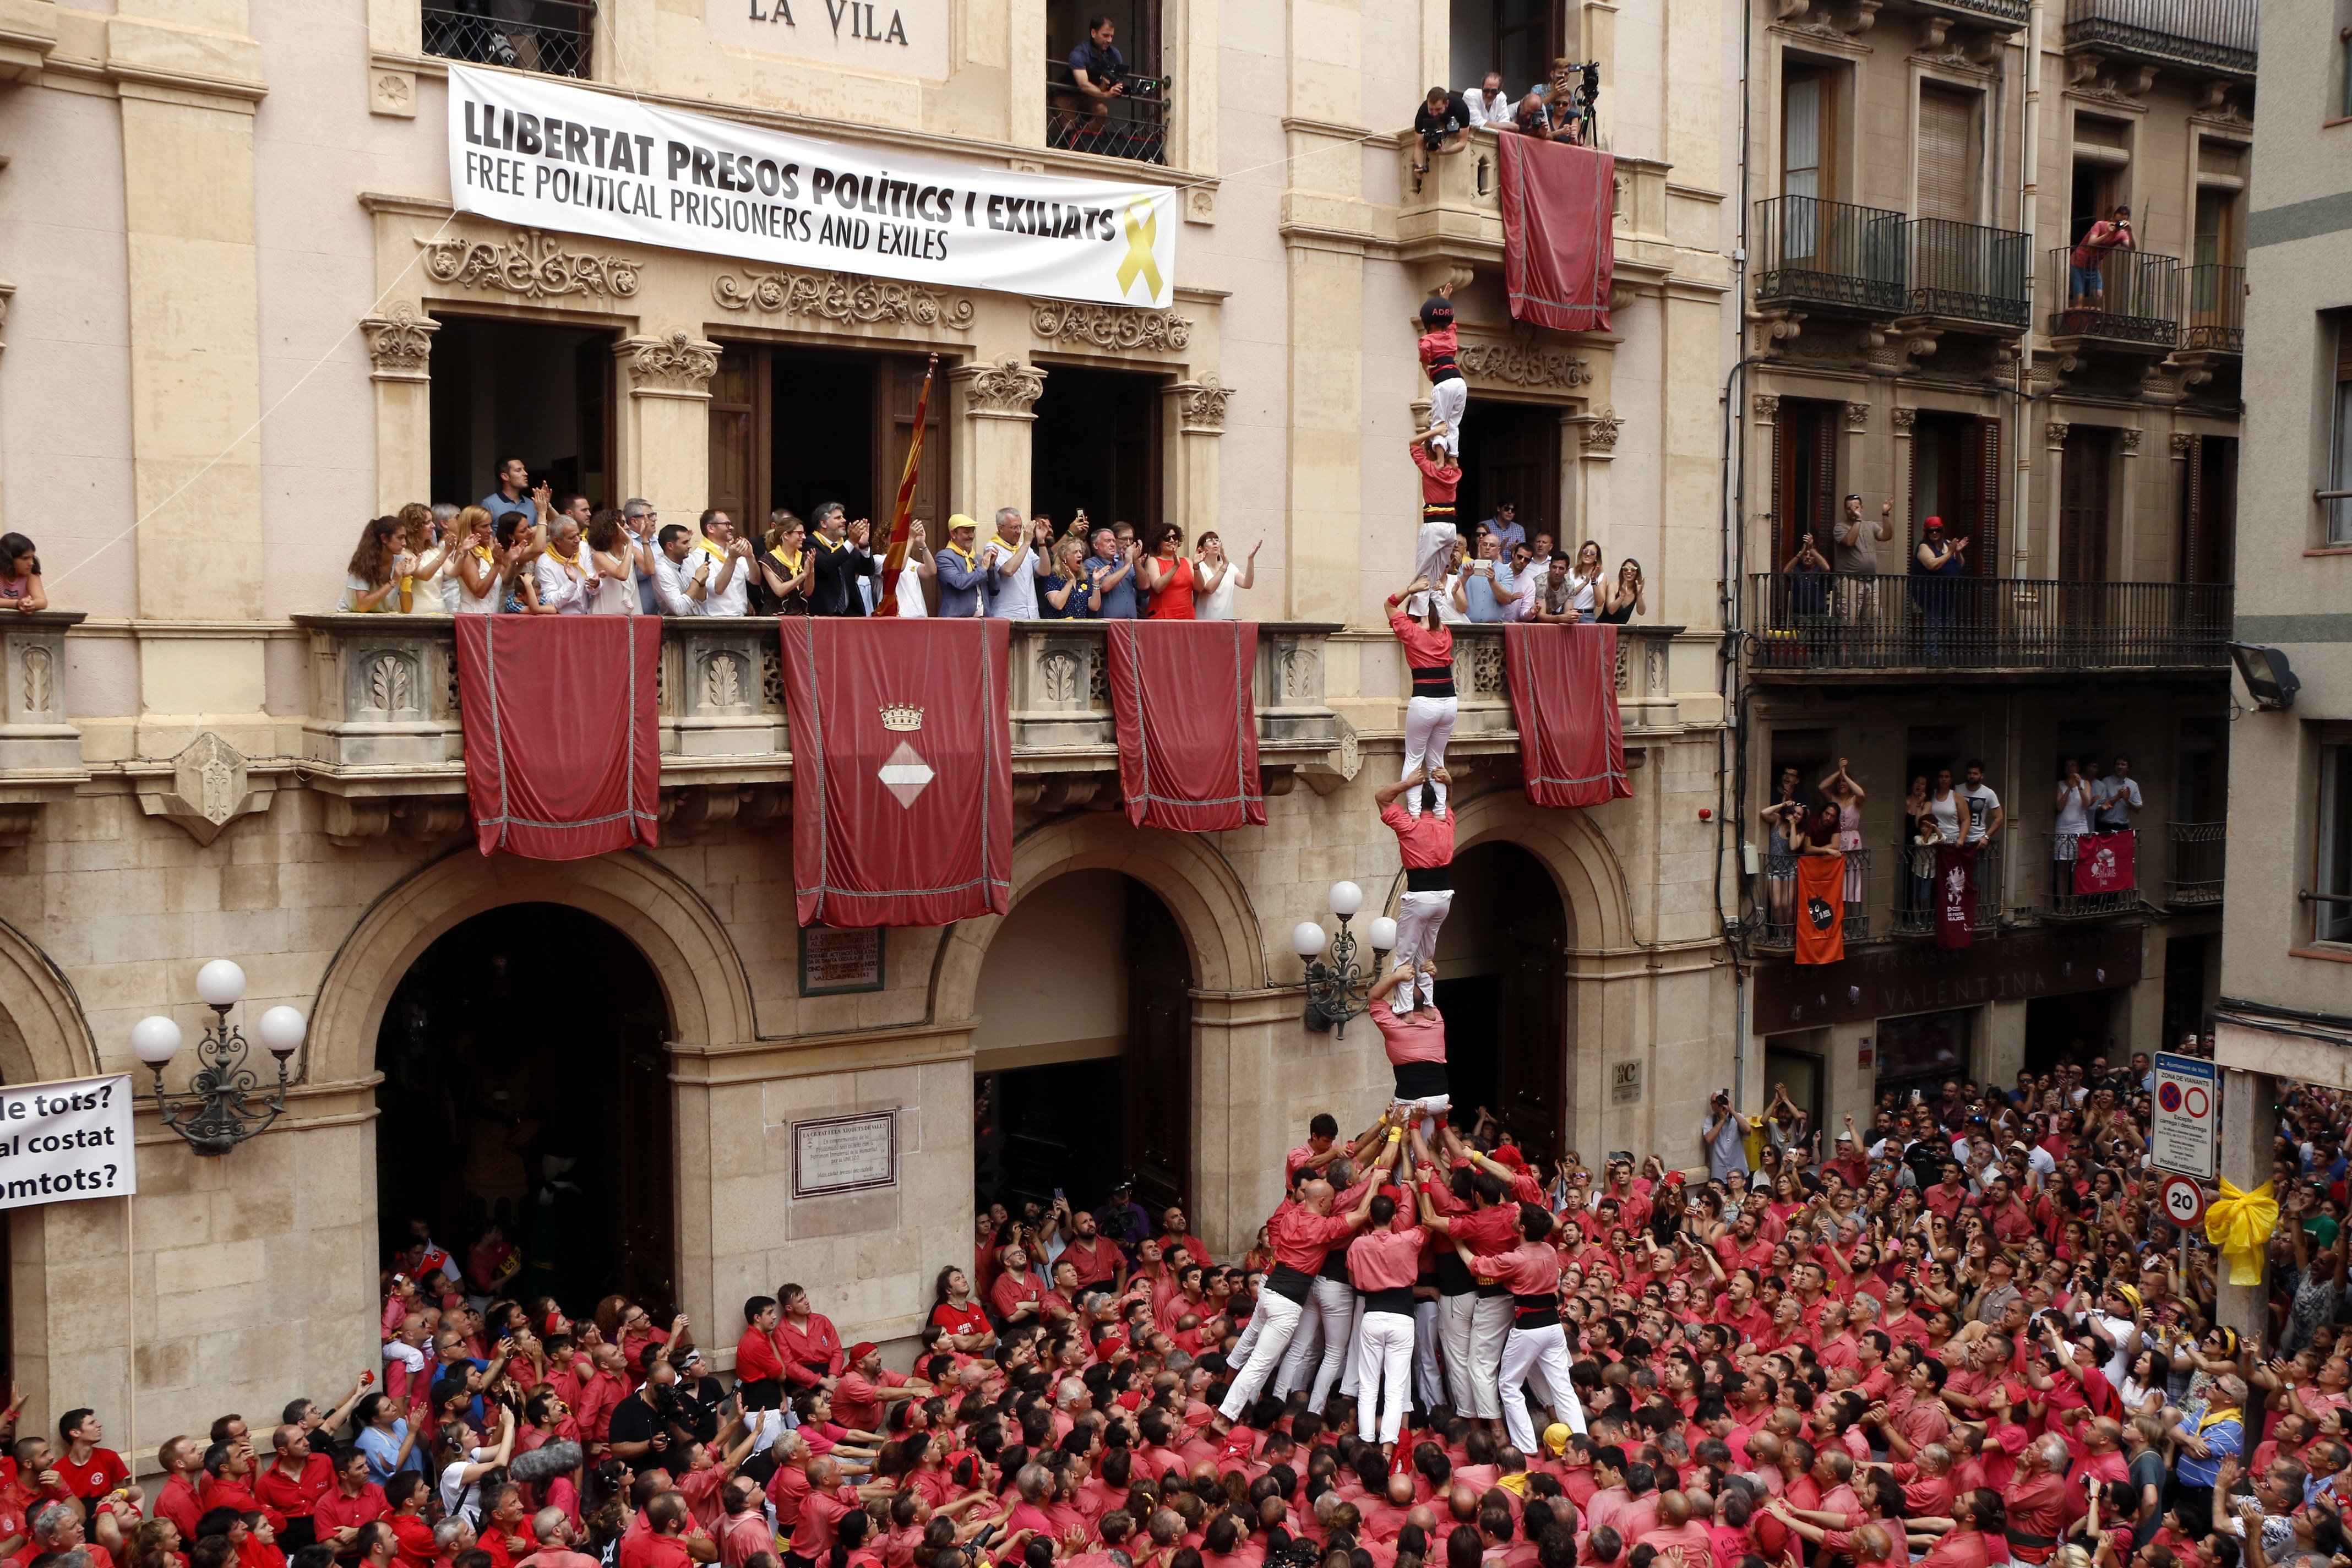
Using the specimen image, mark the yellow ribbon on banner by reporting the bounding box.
[2205,1178,2279,1285]
[1117,198,1164,301]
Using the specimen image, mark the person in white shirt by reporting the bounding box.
[892,519,936,617]
[585,509,646,615]
[526,510,595,614]
[1498,542,1544,621]
[2093,754,2143,831]
[649,524,703,616]
[449,506,508,616]
[1959,760,2003,845]
[981,507,1047,619]
[690,510,753,616]
[1463,72,1512,127]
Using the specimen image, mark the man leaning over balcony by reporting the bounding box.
[1464,73,1512,128]
[1412,88,1472,177]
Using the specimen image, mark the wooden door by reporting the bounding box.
[1959,416,2001,573]
[1123,881,1193,1212]
[2059,427,2111,580]
[1471,400,1561,553]
[1771,400,1839,566]
[874,355,947,537]
[707,344,767,527]
[2180,434,2236,585]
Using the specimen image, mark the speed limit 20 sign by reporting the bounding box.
[2160,1172,2208,1229]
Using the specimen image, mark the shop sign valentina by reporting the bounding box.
[446,64,1178,309]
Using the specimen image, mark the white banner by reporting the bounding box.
[447,64,1178,309]
[0,1074,135,1210]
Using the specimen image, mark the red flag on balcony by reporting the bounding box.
[1105,620,1265,832]
[874,354,937,618]
[454,614,662,860]
[777,617,1013,927]
[1497,135,1614,333]
[1502,624,1631,809]
[1934,844,1978,949]
[1794,853,1846,966]
[2074,830,2136,895]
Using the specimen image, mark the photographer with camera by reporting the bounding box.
[1061,17,1125,144]
[1702,1090,1749,1181]
[1411,86,1471,178]
[606,1357,690,1478]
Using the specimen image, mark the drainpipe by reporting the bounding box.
[2013,0,2044,579]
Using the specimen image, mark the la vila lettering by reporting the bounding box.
[744,0,912,46]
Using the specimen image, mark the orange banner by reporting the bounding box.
[1794,852,1846,966]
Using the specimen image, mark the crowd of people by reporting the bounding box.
[333,476,1261,622]
[1411,58,1602,177]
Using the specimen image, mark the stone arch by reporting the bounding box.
[1445,787,1640,952]
[306,848,758,1087]
[931,815,1267,1022]
[0,917,99,1086]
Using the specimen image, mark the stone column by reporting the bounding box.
[362,304,438,516]
[2215,1064,2275,1338]
[2043,421,2071,581]
[1167,375,1229,545]
[615,329,722,527]
[950,358,1045,523]
[1574,406,1621,556]
[1891,406,1916,543]
[1844,399,1872,508]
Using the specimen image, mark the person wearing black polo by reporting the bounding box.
[807,503,879,617]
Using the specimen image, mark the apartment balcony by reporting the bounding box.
[1752,200,2029,345]
[1440,623,1686,755]
[2045,248,2182,354]
[1044,60,1170,165]
[2183,263,2245,356]
[423,0,594,77]
[0,611,88,847]
[290,615,1348,842]
[1745,574,2232,681]
[2062,0,2257,78]
[1904,217,2032,332]
[2165,819,2226,907]
[1752,847,1874,952]
[2037,830,2149,919]
[1890,837,2004,937]
[1911,0,2030,24]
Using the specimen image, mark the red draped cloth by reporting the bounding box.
[454,616,661,860]
[2075,830,2136,894]
[1498,136,1615,333]
[1503,624,1631,809]
[1106,621,1266,832]
[778,617,1013,928]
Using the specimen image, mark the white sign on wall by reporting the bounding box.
[2151,1050,2219,1180]
[792,1111,897,1197]
[0,1075,136,1210]
[446,64,1178,309]
[707,0,949,81]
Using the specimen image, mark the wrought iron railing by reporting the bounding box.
[2166,820,2227,907]
[1905,217,2031,328]
[1753,197,1908,314]
[1934,0,2030,18]
[1045,59,1171,164]
[1746,574,2233,673]
[1891,836,2003,935]
[2046,247,2183,346]
[2042,830,2146,917]
[1754,846,1874,950]
[2184,263,2245,353]
[2062,0,2257,74]
[424,0,594,75]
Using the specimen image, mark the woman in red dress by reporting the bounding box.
[1138,524,1196,618]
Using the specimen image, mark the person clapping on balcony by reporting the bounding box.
[341,516,414,613]
[1193,531,1258,620]
[758,513,814,617]
[584,509,646,616]
[450,507,508,616]
[1039,536,1099,620]
[808,504,881,617]
[523,507,595,614]
[0,532,47,613]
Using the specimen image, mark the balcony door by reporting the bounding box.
[1908,412,2000,574]
[1449,0,1562,99]
[1916,84,1980,223]
[2179,434,2236,586]
[1771,397,1841,568]
[2059,427,2113,582]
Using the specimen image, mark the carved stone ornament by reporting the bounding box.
[1891,406,1918,432]
[361,302,439,382]
[138,731,272,846]
[2045,420,2072,446]
[2170,431,2198,458]
[956,358,1047,418]
[1845,400,1871,431]
[1457,335,1594,391]
[2119,427,2142,454]
[624,329,723,396]
[1030,301,1193,352]
[712,268,976,331]
[1175,374,1232,433]
[1582,406,1624,454]
[1751,393,1782,421]
[1751,306,1807,358]
[418,229,642,302]
[371,69,417,117]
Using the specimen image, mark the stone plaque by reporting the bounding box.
[792,1112,897,1197]
[799,925,885,995]
[1610,1060,1642,1105]
[707,0,949,81]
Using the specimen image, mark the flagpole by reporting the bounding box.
[874,354,938,618]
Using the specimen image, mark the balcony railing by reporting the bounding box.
[1753,847,1874,951]
[1891,835,2003,936]
[2045,247,2183,347]
[424,0,594,76]
[2062,0,2257,76]
[1754,197,1908,314]
[1044,59,1170,164]
[2040,830,2147,918]
[1905,217,2031,329]
[1747,574,2231,676]
[2165,820,2226,907]
[2184,263,2245,355]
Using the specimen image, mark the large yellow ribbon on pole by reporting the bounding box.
[1117,198,1164,301]
[2206,1178,2278,1286]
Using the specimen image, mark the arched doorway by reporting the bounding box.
[373,903,675,1314]
[1433,842,1569,1159]
[971,872,1193,1218]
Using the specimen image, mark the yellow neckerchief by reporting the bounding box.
[768,544,804,576]
[470,542,497,565]
[695,534,728,560]
[545,542,583,579]
[941,541,979,570]
[2196,1404,2242,1434]
[813,532,848,554]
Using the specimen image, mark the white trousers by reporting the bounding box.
[1413,1298,1448,1410]
[1497,1322,1586,1452]
[1414,522,1461,597]
[1401,696,1458,816]
[1428,378,1467,458]
[1355,1309,1417,1442]
[1436,1292,1491,1418]
[1335,1295,1368,1400]
[1468,1293,1513,1419]
[1395,890,1453,977]
[1218,1287,1303,1420]
[1275,1275,1355,1407]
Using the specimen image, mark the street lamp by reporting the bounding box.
[131,961,307,1156]
[1292,881,1398,1037]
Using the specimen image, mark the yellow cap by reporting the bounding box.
[1543,1424,1572,1456]
[948,513,979,533]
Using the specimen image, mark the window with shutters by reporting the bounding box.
[1908,413,1999,574]
[2330,314,2352,546]
[1770,398,1843,568]
[1916,85,1981,222]
[2059,427,2114,582]
[2178,435,2236,583]
[1782,64,1839,201]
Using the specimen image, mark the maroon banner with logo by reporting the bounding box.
[777,618,1013,928]
[454,615,662,860]
[1497,136,1615,334]
[1795,853,1845,966]
[1935,844,1978,949]
[1503,623,1631,809]
[2074,830,2137,895]
[1105,620,1266,832]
